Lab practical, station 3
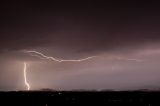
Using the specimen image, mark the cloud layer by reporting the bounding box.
[0,1,160,90]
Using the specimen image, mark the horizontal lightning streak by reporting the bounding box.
[116,57,143,62]
[24,50,97,62]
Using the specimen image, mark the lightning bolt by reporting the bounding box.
[23,62,30,90]
[23,50,97,62]
[22,50,142,90]
[116,57,143,62]
[22,50,97,90]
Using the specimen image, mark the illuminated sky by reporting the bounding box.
[0,1,160,91]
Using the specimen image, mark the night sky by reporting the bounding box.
[1,1,160,91]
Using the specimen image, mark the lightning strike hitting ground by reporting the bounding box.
[22,50,97,90]
[22,50,142,90]
[23,62,30,90]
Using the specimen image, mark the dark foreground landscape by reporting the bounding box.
[0,91,160,105]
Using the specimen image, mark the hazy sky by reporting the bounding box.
[0,1,160,91]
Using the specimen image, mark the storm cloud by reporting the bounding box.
[0,1,160,91]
